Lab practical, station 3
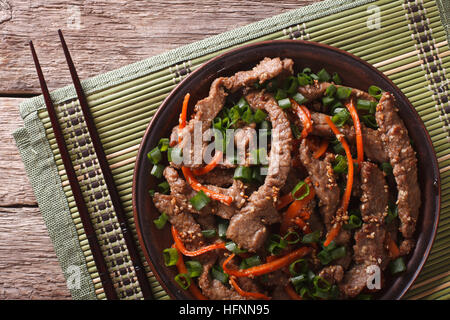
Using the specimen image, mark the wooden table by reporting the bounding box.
[0,0,317,299]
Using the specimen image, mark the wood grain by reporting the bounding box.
[0,0,316,95]
[0,0,320,299]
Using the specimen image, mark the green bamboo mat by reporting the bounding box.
[13,0,450,300]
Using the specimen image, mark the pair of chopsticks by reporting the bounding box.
[29,30,153,300]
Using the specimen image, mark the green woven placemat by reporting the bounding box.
[13,0,450,300]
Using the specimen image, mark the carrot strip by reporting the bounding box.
[293,217,312,234]
[280,182,316,235]
[285,283,303,300]
[192,151,223,176]
[291,99,312,138]
[172,244,208,300]
[323,116,354,247]
[222,247,311,277]
[346,99,364,166]
[181,166,233,205]
[313,139,329,159]
[172,226,226,256]
[179,93,190,130]
[276,193,294,211]
[388,238,400,259]
[230,277,271,300]
[178,93,191,144]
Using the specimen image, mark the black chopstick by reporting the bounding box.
[29,40,119,300]
[57,29,153,300]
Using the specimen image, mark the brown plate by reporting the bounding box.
[132,40,440,300]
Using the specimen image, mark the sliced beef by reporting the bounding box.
[353,223,389,270]
[359,162,389,223]
[224,57,294,92]
[375,92,421,239]
[176,77,228,168]
[319,265,344,284]
[339,264,369,298]
[226,91,293,251]
[196,168,235,187]
[299,140,339,229]
[153,193,206,251]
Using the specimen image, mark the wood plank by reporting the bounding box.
[0,0,316,94]
[0,97,37,206]
[0,206,71,299]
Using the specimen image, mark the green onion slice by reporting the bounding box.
[240,255,261,269]
[289,259,309,276]
[157,181,170,194]
[189,190,211,211]
[332,72,342,85]
[277,97,292,109]
[343,215,362,230]
[292,92,308,105]
[158,138,170,152]
[174,273,191,290]
[325,84,337,97]
[389,257,406,275]
[153,213,168,230]
[317,68,331,82]
[201,229,217,238]
[283,231,301,245]
[185,260,202,278]
[333,155,348,174]
[369,85,383,100]
[147,147,162,165]
[211,265,229,284]
[301,230,321,244]
[253,109,268,124]
[291,180,310,200]
[275,88,288,100]
[233,166,252,182]
[163,247,179,266]
[336,87,352,100]
[225,241,247,254]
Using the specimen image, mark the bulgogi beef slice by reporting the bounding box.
[359,162,389,223]
[226,91,293,251]
[353,223,389,270]
[175,77,228,168]
[299,140,339,230]
[223,57,294,92]
[339,264,370,298]
[375,92,421,239]
[153,193,207,252]
[319,265,344,284]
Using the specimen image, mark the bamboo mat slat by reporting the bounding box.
[13,0,450,300]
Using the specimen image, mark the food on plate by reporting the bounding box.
[147,57,420,300]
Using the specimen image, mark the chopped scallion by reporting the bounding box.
[189,190,211,211]
[153,213,168,229]
[277,97,292,109]
[389,257,406,275]
[291,180,310,200]
[174,273,191,290]
[163,247,178,266]
[147,147,162,165]
[317,68,331,82]
[185,260,202,278]
[336,87,352,100]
